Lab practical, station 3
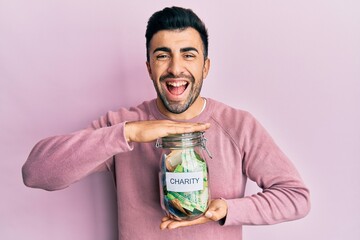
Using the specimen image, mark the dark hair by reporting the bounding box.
[145,6,208,61]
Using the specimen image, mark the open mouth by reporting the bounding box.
[166,80,189,96]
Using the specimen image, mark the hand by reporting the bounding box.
[125,120,211,143]
[160,199,228,230]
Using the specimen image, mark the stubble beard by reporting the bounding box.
[155,74,203,114]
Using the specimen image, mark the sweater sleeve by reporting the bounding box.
[223,113,310,226]
[22,119,133,191]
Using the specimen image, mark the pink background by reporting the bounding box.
[1,0,359,239]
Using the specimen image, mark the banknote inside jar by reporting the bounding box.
[163,149,209,219]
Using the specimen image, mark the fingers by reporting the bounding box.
[160,216,210,230]
[204,199,228,221]
[125,120,211,143]
[204,210,222,221]
[167,122,210,135]
[160,199,228,230]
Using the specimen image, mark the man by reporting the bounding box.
[22,6,310,240]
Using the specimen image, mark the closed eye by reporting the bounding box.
[184,54,195,59]
[156,54,170,60]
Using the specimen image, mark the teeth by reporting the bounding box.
[166,81,187,87]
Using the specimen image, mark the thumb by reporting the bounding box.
[205,211,213,218]
[204,210,221,221]
[204,199,228,221]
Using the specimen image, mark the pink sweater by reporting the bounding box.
[22,98,310,240]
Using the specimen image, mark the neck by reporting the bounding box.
[156,96,205,120]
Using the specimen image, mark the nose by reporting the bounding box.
[167,55,184,76]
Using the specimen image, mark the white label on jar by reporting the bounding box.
[166,171,204,192]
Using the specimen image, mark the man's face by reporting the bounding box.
[146,28,210,114]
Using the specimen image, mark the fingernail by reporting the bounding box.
[205,211,212,218]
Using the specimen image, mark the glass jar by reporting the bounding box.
[156,131,212,220]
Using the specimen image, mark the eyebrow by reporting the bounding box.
[180,47,199,53]
[153,47,171,54]
[153,47,199,54]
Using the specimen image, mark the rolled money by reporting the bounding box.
[165,150,183,172]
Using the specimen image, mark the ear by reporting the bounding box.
[202,58,211,79]
[146,61,152,76]
[146,62,152,81]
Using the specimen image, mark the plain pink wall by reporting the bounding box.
[1,0,359,239]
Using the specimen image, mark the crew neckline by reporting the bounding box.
[149,98,213,123]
